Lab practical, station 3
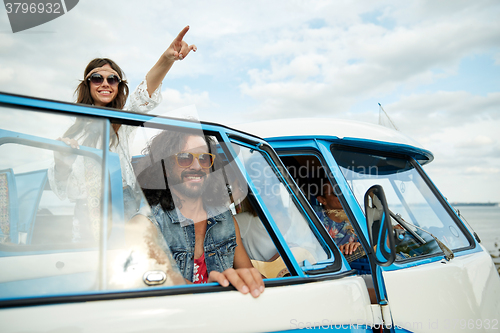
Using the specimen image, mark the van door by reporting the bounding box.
[329,145,500,332]
[272,139,500,332]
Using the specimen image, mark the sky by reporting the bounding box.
[1,0,499,203]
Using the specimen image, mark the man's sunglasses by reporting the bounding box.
[175,152,215,169]
[88,73,121,86]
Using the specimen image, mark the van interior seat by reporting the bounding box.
[0,168,19,243]
[0,168,47,244]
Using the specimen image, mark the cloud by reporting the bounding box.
[383,0,499,26]
[464,166,500,175]
[0,66,14,85]
[154,87,215,116]
[408,116,500,202]
[233,2,500,122]
[3,1,499,107]
[386,91,500,136]
[455,135,496,149]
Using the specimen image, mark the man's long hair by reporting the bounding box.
[136,130,229,211]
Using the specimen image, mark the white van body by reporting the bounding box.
[1,91,498,333]
[236,118,500,332]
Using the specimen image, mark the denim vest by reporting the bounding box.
[149,204,236,282]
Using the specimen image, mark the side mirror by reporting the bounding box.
[364,185,396,266]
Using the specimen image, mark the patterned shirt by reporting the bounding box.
[313,206,358,246]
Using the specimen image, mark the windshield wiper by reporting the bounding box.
[390,211,426,245]
[390,211,454,261]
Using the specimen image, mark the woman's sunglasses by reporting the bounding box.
[88,73,121,86]
[175,152,215,169]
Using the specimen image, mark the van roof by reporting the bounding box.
[234,118,434,164]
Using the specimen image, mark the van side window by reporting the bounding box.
[279,154,368,271]
[230,144,331,276]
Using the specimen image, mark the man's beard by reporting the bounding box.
[169,169,209,199]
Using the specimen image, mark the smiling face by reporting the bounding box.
[89,64,119,107]
[167,135,211,199]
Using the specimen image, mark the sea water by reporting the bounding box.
[453,205,500,257]
[453,205,500,275]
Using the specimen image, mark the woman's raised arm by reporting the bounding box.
[146,25,197,97]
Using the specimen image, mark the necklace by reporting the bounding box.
[324,209,348,220]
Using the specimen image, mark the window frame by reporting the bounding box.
[225,136,343,277]
[0,92,354,309]
[274,149,372,269]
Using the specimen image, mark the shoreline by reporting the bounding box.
[451,203,498,207]
[491,255,500,275]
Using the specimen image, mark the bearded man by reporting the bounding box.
[132,130,264,298]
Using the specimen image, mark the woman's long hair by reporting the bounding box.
[64,58,129,146]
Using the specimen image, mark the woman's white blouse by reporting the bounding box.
[48,79,162,200]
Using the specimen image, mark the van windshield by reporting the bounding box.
[331,147,471,260]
